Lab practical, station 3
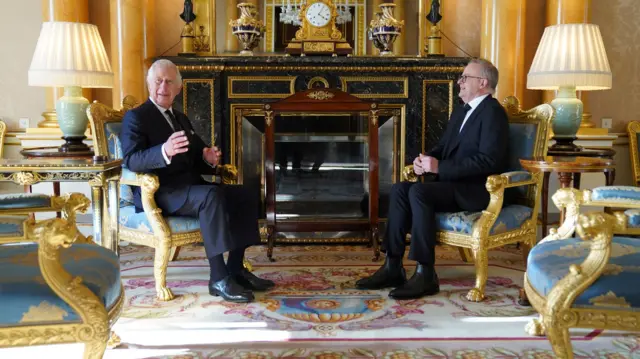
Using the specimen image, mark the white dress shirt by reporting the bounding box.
[459,94,489,133]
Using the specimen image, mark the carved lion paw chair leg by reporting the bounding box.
[524,209,640,358]
[0,202,123,358]
[88,96,245,301]
[402,97,554,302]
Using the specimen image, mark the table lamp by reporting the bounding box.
[28,22,113,153]
[527,23,612,152]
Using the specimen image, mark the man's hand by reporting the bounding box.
[420,153,439,174]
[164,131,189,157]
[413,156,425,175]
[203,146,222,166]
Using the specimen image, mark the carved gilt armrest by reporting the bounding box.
[470,172,539,237]
[545,187,640,243]
[26,216,110,340]
[0,193,92,245]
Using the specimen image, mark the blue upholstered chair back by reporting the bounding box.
[502,97,553,207]
[87,97,139,206]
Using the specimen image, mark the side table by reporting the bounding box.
[20,147,94,217]
[520,155,616,237]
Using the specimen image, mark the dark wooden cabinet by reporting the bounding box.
[263,88,380,260]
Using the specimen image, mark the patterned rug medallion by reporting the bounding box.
[103,244,640,358]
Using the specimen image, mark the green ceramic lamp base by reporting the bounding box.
[549,86,583,153]
[55,86,92,153]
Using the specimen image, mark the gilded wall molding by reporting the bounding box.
[176,65,465,73]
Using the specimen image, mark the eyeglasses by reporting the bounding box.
[458,75,485,83]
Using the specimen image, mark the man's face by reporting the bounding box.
[457,63,487,103]
[148,66,181,108]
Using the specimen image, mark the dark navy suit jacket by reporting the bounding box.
[426,94,509,211]
[120,99,216,212]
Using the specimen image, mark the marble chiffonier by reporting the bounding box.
[167,55,465,246]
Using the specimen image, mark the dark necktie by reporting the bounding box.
[165,110,182,132]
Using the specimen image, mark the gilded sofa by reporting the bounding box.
[403,96,553,301]
[524,210,640,358]
[87,96,242,301]
[0,196,123,359]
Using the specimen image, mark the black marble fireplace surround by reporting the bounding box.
[166,55,466,243]
[168,55,466,164]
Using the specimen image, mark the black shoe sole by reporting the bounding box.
[388,286,440,300]
[208,288,254,303]
[355,278,406,290]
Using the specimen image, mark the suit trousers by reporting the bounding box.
[156,184,261,260]
[383,181,462,266]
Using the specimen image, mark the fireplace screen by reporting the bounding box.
[235,108,402,225]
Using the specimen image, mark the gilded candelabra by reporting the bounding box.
[368,3,404,57]
[230,3,266,56]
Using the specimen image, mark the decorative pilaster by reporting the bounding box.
[40,0,90,128]
[545,0,593,127]
[392,0,405,56]
[110,0,149,108]
[226,0,239,53]
[480,0,527,103]
[418,0,428,56]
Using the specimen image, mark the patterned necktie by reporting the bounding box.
[165,110,182,132]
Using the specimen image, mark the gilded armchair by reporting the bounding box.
[403,96,553,301]
[627,121,640,186]
[524,211,640,358]
[0,200,123,358]
[87,96,241,301]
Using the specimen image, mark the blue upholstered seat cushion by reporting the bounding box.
[437,204,533,235]
[591,186,640,203]
[0,216,28,237]
[0,243,121,326]
[105,122,135,206]
[527,236,640,309]
[0,193,50,210]
[119,205,201,233]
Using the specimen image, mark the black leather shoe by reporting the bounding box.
[355,256,406,290]
[235,268,275,291]
[389,264,440,299]
[209,275,255,303]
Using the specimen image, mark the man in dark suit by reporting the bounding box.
[120,59,274,303]
[356,58,509,299]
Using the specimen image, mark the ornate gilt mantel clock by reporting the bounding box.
[285,0,353,56]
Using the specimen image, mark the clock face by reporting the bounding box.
[305,2,332,27]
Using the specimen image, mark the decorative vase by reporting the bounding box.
[229,3,266,56]
[369,3,404,57]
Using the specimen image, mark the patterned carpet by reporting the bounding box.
[101,243,640,358]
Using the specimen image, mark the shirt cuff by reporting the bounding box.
[202,154,216,168]
[161,143,172,165]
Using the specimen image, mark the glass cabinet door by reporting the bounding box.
[274,113,369,220]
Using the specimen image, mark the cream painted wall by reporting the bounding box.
[0,0,46,131]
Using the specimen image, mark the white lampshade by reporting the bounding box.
[527,23,611,91]
[28,22,113,88]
